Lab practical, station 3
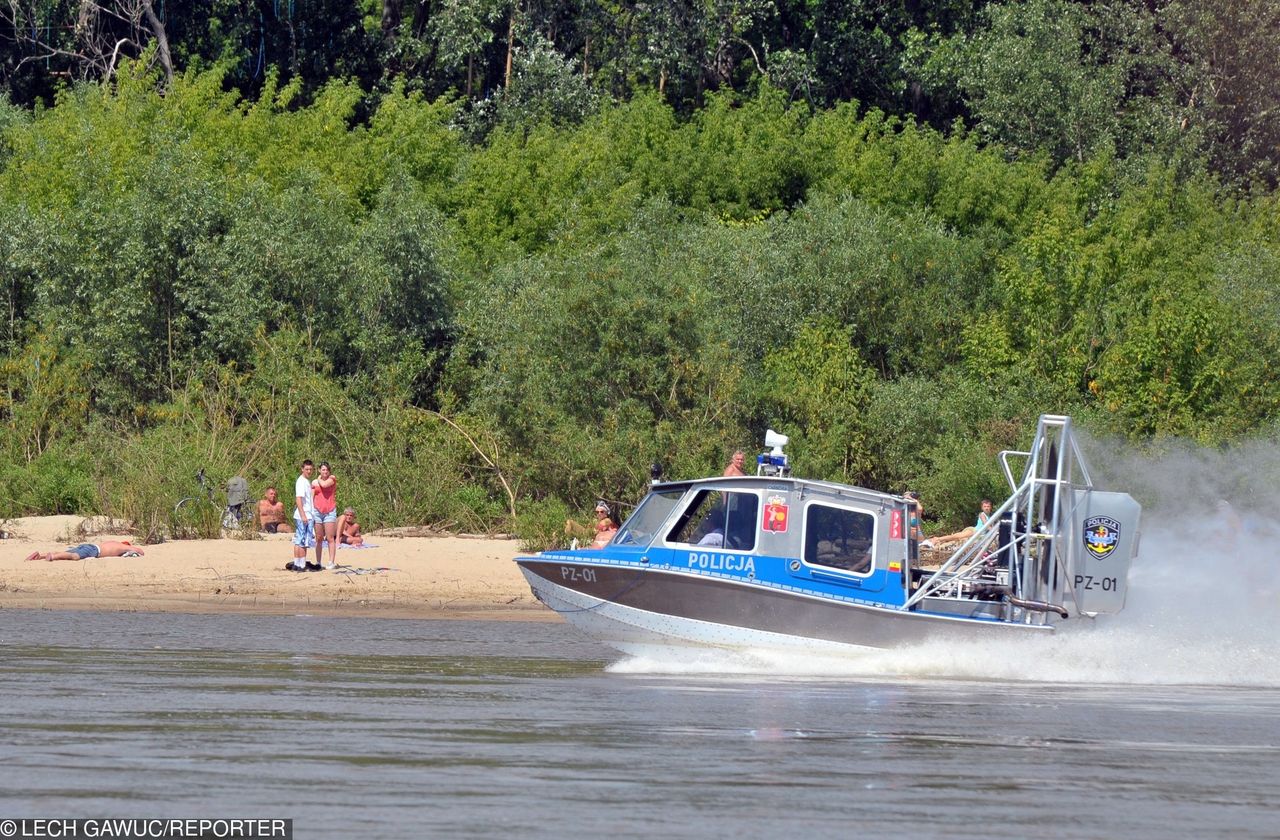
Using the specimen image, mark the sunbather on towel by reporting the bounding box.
[337,507,364,546]
[25,540,144,562]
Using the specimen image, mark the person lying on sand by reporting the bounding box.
[24,541,144,562]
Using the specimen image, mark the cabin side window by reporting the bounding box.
[666,490,759,551]
[803,503,875,574]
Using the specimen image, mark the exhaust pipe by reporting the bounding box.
[1005,595,1069,619]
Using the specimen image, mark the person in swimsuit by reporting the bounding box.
[923,499,996,549]
[257,486,293,534]
[589,501,618,549]
[25,541,144,561]
[337,507,364,546]
[723,450,747,477]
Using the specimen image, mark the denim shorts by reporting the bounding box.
[292,517,315,548]
[314,510,337,524]
[65,543,100,559]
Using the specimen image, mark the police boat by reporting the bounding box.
[515,415,1142,656]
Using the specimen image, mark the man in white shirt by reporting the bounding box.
[288,460,317,571]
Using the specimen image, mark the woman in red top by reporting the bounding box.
[312,462,339,568]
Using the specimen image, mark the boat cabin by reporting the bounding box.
[610,475,913,608]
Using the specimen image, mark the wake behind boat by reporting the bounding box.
[516,415,1142,657]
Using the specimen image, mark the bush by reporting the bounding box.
[513,496,576,552]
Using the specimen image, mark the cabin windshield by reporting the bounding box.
[613,488,687,547]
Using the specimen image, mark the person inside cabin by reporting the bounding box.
[723,450,747,477]
[696,506,727,546]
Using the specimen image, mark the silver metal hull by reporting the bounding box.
[519,560,1050,657]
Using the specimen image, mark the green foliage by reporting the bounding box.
[460,32,602,136]
[448,206,746,504]
[0,56,1279,542]
[758,321,877,482]
[1162,0,1280,189]
[513,495,576,552]
[0,444,96,516]
[858,371,1052,530]
[709,192,987,377]
[0,332,92,465]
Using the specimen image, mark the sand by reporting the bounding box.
[0,515,554,621]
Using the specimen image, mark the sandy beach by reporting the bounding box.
[0,515,553,621]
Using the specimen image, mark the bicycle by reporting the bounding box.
[172,469,244,537]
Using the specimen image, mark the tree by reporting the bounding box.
[1161,0,1280,188]
[0,0,174,90]
[907,0,1193,171]
[761,320,877,482]
[460,31,599,135]
[427,0,507,96]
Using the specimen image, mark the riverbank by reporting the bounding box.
[0,515,553,620]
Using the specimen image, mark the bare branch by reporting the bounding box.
[414,408,518,519]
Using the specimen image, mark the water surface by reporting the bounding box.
[1,610,1276,839]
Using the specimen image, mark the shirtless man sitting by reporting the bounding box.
[25,541,144,562]
[257,486,293,534]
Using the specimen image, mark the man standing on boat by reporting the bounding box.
[724,450,747,477]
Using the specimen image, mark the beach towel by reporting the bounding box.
[338,542,379,549]
[332,564,396,575]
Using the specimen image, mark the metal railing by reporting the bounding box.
[904,415,1095,623]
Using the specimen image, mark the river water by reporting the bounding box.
[1,604,1277,839]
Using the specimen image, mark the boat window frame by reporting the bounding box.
[799,498,878,578]
[661,487,762,553]
[611,487,689,548]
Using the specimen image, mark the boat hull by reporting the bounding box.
[518,559,1050,656]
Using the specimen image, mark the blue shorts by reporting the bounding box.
[65,543,100,559]
[314,510,337,524]
[292,518,315,548]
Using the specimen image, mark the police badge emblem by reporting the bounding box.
[1083,515,1120,559]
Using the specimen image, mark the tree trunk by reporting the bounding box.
[138,0,173,85]
[382,0,403,45]
[504,7,515,86]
